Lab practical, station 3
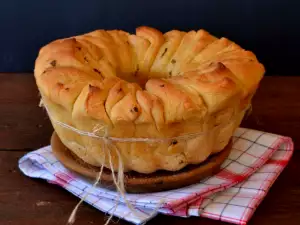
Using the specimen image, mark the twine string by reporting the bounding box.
[39,100,238,225]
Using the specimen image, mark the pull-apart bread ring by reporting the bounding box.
[34,26,265,174]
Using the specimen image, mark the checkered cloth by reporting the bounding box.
[19,128,294,225]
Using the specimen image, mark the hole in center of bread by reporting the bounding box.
[117,71,170,89]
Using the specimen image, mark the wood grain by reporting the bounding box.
[0,73,299,225]
[0,73,53,150]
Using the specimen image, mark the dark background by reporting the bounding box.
[1,0,300,75]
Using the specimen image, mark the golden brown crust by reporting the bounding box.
[34,26,265,173]
[150,30,185,77]
[180,63,242,113]
[145,78,204,123]
[167,29,217,76]
[136,26,165,73]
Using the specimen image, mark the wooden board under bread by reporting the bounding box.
[51,132,232,193]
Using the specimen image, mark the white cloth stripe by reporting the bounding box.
[18,128,294,225]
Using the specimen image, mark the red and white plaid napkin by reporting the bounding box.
[19,128,294,225]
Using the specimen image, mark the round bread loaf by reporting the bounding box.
[34,26,265,174]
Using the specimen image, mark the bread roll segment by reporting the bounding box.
[34,26,265,173]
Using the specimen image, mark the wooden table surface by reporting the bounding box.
[0,74,299,225]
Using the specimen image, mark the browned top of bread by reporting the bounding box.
[34,26,265,138]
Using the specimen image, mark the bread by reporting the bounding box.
[34,26,265,174]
